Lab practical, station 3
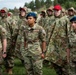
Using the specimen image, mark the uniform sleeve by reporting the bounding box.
[39,27,46,42]
[0,27,7,39]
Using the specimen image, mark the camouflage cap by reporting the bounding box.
[19,7,27,12]
[41,10,46,13]
[47,6,53,11]
[68,7,75,12]
[0,7,8,13]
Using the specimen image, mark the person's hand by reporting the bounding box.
[41,53,45,59]
[66,48,70,64]
[2,52,7,58]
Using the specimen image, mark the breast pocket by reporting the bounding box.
[26,30,39,41]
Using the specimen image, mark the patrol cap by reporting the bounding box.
[68,7,75,12]
[0,7,8,13]
[41,10,46,13]
[70,16,76,22]
[53,5,62,10]
[26,12,37,19]
[0,10,6,13]
[47,6,53,11]
[19,7,27,12]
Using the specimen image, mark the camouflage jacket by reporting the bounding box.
[23,23,46,57]
[0,17,14,40]
[68,28,76,61]
[47,16,70,66]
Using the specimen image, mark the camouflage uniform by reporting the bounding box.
[38,10,46,28]
[68,7,76,20]
[68,16,76,75]
[0,25,7,74]
[14,7,28,62]
[68,28,76,75]
[44,11,54,61]
[13,16,26,59]
[44,16,55,61]
[47,15,70,75]
[0,7,16,73]
[22,23,46,75]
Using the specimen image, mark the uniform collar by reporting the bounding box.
[28,23,37,30]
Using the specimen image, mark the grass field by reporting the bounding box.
[3,59,57,75]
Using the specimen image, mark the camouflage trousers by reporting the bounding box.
[14,41,25,64]
[4,40,14,69]
[0,65,2,75]
[14,49,24,62]
[24,56,43,75]
[68,48,76,75]
[16,40,43,75]
[68,60,76,75]
[51,62,69,75]
[4,49,14,69]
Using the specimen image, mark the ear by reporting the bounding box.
[33,17,36,23]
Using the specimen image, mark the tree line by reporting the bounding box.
[24,0,76,10]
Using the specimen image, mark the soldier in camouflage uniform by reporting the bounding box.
[21,12,46,75]
[7,12,13,20]
[47,5,70,75]
[45,6,54,34]
[68,16,76,75]
[38,10,46,28]
[0,25,7,75]
[0,7,15,74]
[43,6,54,62]
[46,6,53,18]
[62,8,66,17]
[13,7,28,63]
[68,7,76,20]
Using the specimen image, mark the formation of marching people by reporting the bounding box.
[0,4,76,75]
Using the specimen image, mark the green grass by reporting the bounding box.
[3,59,56,75]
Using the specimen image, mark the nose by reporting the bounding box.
[72,22,76,27]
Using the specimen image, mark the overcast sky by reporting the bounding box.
[0,0,32,9]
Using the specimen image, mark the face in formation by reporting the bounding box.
[0,10,6,17]
[68,10,74,16]
[47,9,53,16]
[54,9,61,17]
[20,10,26,17]
[27,16,36,27]
[71,21,76,30]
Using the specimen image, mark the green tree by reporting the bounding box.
[29,1,35,10]
[54,0,58,5]
[35,0,41,9]
[41,0,45,6]
[45,0,51,8]
[24,2,29,8]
